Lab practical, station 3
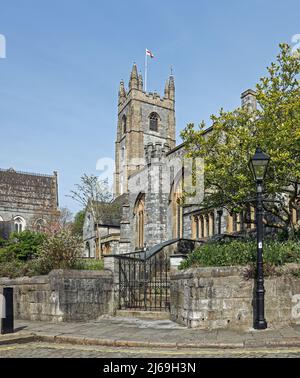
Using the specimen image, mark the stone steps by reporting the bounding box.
[116,310,170,320]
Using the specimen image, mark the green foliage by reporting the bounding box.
[180,240,256,269]
[179,239,300,270]
[0,237,7,248]
[291,269,300,278]
[74,258,104,271]
[1,231,46,261]
[181,43,300,236]
[72,210,85,236]
[0,259,42,279]
[0,228,106,278]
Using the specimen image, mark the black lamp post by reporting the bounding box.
[249,147,270,330]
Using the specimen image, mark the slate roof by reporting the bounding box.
[95,194,128,227]
[0,168,58,212]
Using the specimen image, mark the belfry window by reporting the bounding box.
[122,114,127,133]
[149,112,158,131]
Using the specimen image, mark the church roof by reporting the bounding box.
[0,168,58,213]
[95,194,128,227]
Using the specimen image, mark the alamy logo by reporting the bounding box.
[291,34,300,58]
[0,293,6,318]
[0,34,6,59]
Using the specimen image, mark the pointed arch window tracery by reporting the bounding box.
[134,193,145,249]
[149,112,159,132]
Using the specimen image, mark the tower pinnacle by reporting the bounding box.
[129,63,138,90]
[118,80,126,104]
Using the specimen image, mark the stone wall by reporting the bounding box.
[170,266,300,330]
[0,269,113,322]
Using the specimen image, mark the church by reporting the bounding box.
[83,64,262,258]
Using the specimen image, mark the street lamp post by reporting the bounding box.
[249,147,270,330]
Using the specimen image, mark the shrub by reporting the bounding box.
[179,240,256,270]
[74,258,104,271]
[0,237,7,248]
[36,230,82,273]
[4,231,46,261]
[242,263,278,280]
[179,239,300,270]
[0,259,41,278]
[291,269,300,278]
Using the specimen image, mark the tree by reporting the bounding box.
[181,43,300,237]
[3,230,46,261]
[68,175,114,258]
[72,210,85,236]
[58,207,73,229]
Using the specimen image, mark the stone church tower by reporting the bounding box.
[114,64,176,196]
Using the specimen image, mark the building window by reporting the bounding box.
[35,218,46,232]
[85,242,91,258]
[217,210,223,234]
[171,189,183,239]
[14,216,26,233]
[200,215,206,238]
[205,214,210,237]
[240,211,245,231]
[122,114,127,133]
[192,216,199,239]
[233,213,238,232]
[209,212,215,236]
[134,194,145,249]
[149,112,158,131]
[248,206,255,229]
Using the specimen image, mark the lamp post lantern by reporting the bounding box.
[249,147,270,330]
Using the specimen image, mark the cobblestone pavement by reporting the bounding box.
[1,342,300,358]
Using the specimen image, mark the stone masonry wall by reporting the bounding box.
[0,269,114,322]
[170,266,300,330]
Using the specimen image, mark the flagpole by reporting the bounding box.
[145,49,148,92]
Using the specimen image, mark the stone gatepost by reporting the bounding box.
[103,255,120,314]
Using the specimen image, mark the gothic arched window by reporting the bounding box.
[134,193,145,249]
[122,114,127,133]
[149,112,159,131]
[35,218,46,232]
[85,242,91,258]
[14,216,26,233]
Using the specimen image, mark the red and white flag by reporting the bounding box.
[146,48,154,58]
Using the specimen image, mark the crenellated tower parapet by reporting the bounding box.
[114,63,176,196]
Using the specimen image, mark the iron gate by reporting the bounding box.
[118,249,170,311]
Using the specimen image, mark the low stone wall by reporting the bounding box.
[170,266,300,330]
[0,269,114,322]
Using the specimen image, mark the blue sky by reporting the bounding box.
[0,0,300,214]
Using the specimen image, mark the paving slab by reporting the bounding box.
[7,317,300,349]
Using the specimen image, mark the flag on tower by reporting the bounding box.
[146,48,154,58]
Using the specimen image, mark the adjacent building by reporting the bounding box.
[0,168,59,238]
